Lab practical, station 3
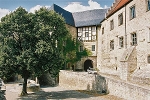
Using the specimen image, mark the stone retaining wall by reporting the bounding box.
[59,70,150,100]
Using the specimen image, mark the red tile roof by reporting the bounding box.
[106,0,131,18]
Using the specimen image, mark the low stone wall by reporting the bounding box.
[106,77,150,100]
[59,70,95,90]
[59,70,150,100]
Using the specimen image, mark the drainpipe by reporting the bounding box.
[125,5,127,49]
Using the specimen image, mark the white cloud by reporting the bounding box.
[64,0,105,12]
[29,5,50,13]
[0,8,10,19]
[104,5,109,9]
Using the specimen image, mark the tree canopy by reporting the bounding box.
[0,6,90,95]
[0,7,69,95]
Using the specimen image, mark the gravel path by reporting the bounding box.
[5,83,124,100]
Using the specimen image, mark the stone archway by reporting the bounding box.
[84,59,93,71]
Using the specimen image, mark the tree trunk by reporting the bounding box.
[21,70,29,96]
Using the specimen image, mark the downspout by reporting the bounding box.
[125,5,127,49]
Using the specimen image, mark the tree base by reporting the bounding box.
[20,91,28,96]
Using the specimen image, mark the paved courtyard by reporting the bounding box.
[5,83,124,100]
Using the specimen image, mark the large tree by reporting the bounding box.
[0,7,68,95]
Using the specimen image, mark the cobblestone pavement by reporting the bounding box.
[5,83,124,100]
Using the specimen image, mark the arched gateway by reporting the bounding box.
[84,59,93,71]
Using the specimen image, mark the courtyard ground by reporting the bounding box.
[4,83,124,100]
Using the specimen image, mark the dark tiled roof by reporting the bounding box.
[50,4,107,27]
[49,4,75,26]
[73,9,107,27]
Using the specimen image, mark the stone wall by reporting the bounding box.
[106,77,150,100]
[59,70,107,93]
[66,24,77,39]
[59,70,95,90]
[59,70,150,100]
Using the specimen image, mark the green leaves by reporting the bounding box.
[0,7,69,80]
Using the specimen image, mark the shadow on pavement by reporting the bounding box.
[17,89,93,100]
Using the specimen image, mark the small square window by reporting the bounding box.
[130,5,136,19]
[92,45,95,51]
[78,28,82,32]
[92,27,96,31]
[118,13,123,26]
[110,20,114,30]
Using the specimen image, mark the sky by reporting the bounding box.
[0,0,114,19]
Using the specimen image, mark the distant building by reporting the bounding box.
[50,4,107,71]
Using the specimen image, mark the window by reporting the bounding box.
[92,45,95,51]
[148,55,150,63]
[119,37,124,48]
[131,33,137,45]
[92,27,96,31]
[130,5,136,19]
[148,28,150,42]
[110,40,114,50]
[102,27,104,34]
[85,32,89,37]
[79,46,83,52]
[118,13,123,25]
[110,20,114,30]
[147,0,150,11]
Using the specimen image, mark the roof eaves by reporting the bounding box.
[106,0,132,18]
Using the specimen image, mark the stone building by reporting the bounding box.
[50,4,107,71]
[97,0,150,83]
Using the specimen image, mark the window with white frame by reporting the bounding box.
[119,36,124,48]
[110,19,114,30]
[92,45,95,51]
[130,5,136,19]
[147,0,150,11]
[110,40,114,50]
[131,33,137,45]
[118,13,123,26]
